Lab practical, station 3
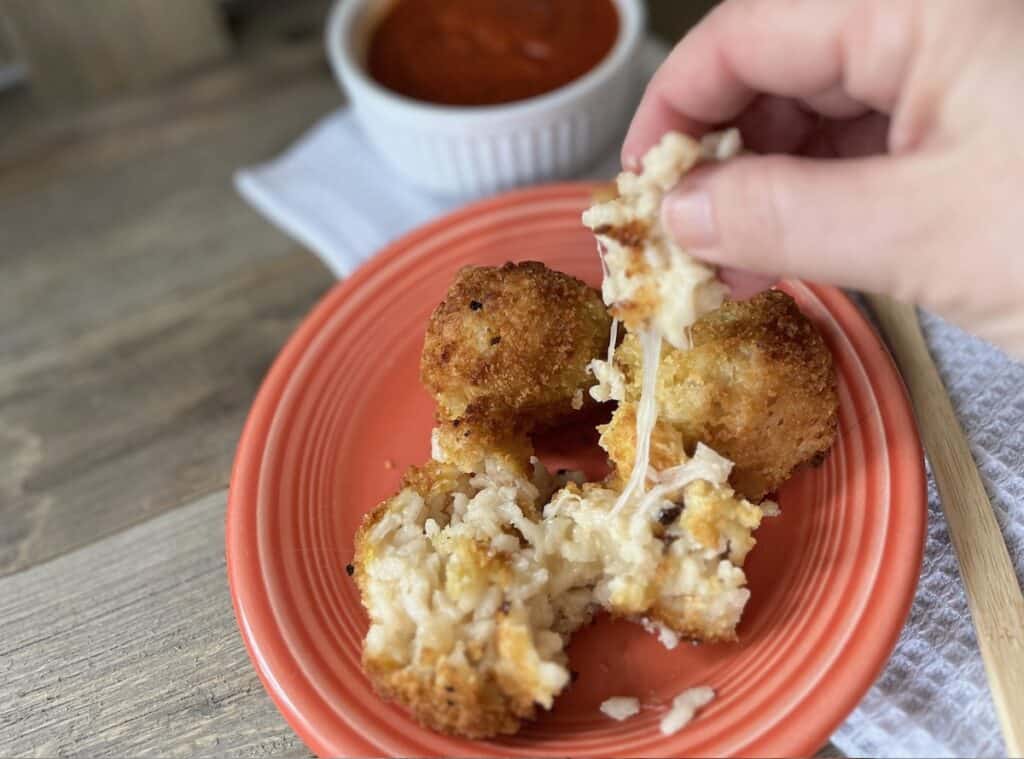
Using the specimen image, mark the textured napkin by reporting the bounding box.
[832,309,1023,758]
[235,40,1023,759]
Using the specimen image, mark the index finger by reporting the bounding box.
[623,0,872,166]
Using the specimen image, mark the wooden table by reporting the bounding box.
[0,41,335,756]
[0,37,840,758]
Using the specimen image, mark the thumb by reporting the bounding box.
[661,153,937,299]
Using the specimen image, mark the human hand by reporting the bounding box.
[625,0,1024,357]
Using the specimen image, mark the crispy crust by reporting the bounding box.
[354,462,558,738]
[598,405,690,488]
[643,605,740,644]
[353,460,473,576]
[432,411,536,483]
[420,261,611,426]
[355,274,838,739]
[363,648,536,739]
[611,290,838,501]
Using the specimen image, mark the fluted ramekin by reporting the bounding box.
[326,0,646,198]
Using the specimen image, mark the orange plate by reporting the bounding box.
[226,184,926,758]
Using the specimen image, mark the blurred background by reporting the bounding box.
[0,0,717,126]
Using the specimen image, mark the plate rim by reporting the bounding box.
[226,181,926,758]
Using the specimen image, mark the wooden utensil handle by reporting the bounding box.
[866,293,1024,756]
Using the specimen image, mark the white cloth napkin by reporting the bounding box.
[237,108,618,277]
[832,308,1023,758]
[235,38,1023,759]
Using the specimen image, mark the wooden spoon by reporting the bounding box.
[866,293,1024,756]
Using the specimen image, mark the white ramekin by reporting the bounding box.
[326,0,646,198]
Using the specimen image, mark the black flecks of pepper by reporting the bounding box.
[490,335,501,345]
[444,685,454,692]
[446,699,454,707]
[499,601,510,614]
[657,504,682,526]
[345,563,355,576]
[452,419,461,428]
[469,300,482,310]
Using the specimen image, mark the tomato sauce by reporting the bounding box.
[367,0,620,107]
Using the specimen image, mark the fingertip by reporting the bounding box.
[621,89,708,174]
[662,184,717,249]
[620,149,641,173]
[620,110,657,172]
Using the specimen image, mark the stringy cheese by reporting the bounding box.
[588,318,623,403]
[583,129,742,515]
[610,329,661,515]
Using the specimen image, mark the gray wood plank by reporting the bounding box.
[0,43,338,575]
[0,250,331,576]
[0,490,311,758]
[1,0,229,107]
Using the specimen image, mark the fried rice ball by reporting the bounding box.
[421,261,611,427]
[353,457,583,739]
[354,445,770,738]
[605,290,838,501]
[354,267,832,739]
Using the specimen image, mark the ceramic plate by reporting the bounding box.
[227,184,926,757]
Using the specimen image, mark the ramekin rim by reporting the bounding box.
[325,0,647,122]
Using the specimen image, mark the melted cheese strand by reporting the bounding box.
[585,129,744,517]
[610,328,661,516]
[634,443,736,516]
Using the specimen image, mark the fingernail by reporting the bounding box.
[663,188,717,248]
[622,154,641,172]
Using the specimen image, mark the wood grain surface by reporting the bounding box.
[0,0,229,107]
[0,44,336,576]
[0,491,310,758]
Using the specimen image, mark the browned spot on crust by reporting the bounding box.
[363,653,537,738]
[420,261,611,428]
[607,290,839,501]
[593,219,648,248]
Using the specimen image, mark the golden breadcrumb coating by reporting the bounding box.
[421,261,611,427]
[354,447,769,738]
[353,245,838,739]
[606,290,838,501]
[353,459,583,739]
[431,415,536,483]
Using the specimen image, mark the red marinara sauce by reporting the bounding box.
[367,0,620,107]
